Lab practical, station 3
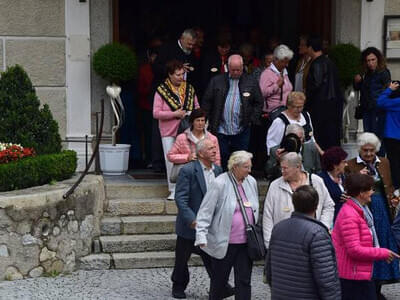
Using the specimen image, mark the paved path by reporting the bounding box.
[0,266,399,299]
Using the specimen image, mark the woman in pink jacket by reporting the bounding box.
[167,108,221,167]
[332,173,399,300]
[153,59,199,200]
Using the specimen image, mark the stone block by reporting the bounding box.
[79,254,111,270]
[40,247,56,262]
[121,216,176,234]
[106,199,164,216]
[0,40,3,71]
[165,200,178,215]
[386,0,400,14]
[0,0,64,36]
[6,39,65,86]
[28,266,43,278]
[100,234,176,253]
[4,266,23,281]
[0,245,9,257]
[35,88,67,139]
[100,217,121,235]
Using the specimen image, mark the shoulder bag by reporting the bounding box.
[169,137,195,183]
[228,173,265,261]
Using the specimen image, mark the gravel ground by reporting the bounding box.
[0,266,399,299]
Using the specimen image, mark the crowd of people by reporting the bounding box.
[139,27,400,299]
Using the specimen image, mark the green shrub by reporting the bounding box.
[0,150,77,192]
[92,43,138,84]
[0,65,62,154]
[329,43,362,88]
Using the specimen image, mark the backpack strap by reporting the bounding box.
[278,113,290,126]
[309,172,313,187]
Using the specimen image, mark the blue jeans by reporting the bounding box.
[217,127,251,170]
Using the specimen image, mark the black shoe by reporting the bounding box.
[222,284,235,298]
[172,289,186,299]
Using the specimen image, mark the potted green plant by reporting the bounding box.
[92,42,137,175]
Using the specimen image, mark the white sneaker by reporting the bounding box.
[167,192,175,201]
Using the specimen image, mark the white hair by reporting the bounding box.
[181,28,197,39]
[273,44,294,61]
[357,132,381,152]
[196,138,212,155]
[227,151,253,171]
[285,124,304,137]
[227,54,244,66]
[280,152,302,168]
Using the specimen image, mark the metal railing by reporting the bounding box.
[63,98,105,199]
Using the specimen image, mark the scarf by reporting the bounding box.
[156,78,195,112]
[351,197,380,247]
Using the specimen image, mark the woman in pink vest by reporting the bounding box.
[332,173,399,300]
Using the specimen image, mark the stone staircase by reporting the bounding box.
[79,175,268,270]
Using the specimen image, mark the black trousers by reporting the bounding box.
[385,138,400,189]
[340,278,377,300]
[209,244,253,300]
[171,236,213,291]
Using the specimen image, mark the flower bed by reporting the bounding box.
[0,150,77,192]
[0,143,35,164]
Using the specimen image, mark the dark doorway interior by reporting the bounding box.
[114,0,332,168]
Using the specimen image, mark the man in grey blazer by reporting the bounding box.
[171,138,232,299]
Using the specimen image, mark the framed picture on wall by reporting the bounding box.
[384,15,400,59]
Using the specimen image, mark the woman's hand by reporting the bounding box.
[340,193,349,203]
[386,250,400,263]
[187,152,197,162]
[174,108,186,119]
[389,81,400,91]
[390,197,400,208]
[360,167,369,175]
[354,74,362,83]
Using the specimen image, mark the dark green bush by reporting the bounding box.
[93,43,138,84]
[329,43,362,88]
[0,65,62,154]
[0,150,77,192]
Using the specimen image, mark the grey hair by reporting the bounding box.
[357,132,381,152]
[273,44,294,61]
[181,28,197,39]
[285,124,304,137]
[196,138,212,155]
[280,152,302,168]
[227,54,244,66]
[227,151,253,171]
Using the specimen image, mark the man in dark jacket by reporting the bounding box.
[202,54,263,169]
[171,138,233,299]
[305,36,344,151]
[266,185,341,300]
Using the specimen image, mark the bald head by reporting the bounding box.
[228,54,243,79]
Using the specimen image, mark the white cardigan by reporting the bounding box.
[262,173,335,248]
[195,172,260,259]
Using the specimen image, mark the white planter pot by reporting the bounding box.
[99,144,131,175]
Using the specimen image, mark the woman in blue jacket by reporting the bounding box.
[377,81,400,190]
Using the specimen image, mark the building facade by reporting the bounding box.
[0,0,399,169]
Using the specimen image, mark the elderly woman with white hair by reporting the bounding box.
[345,132,400,298]
[259,44,294,122]
[195,151,259,300]
[263,152,334,249]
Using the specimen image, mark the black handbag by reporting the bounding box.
[177,115,190,134]
[228,173,265,261]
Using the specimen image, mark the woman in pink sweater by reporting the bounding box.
[167,108,221,166]
[153,60,199,200]
[332,173,399,300]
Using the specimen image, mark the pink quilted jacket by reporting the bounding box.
[167,129,221,166]
[332,199,390,280]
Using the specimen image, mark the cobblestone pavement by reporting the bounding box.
[0,266,399,299]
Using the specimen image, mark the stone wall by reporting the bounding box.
[0,0,66,139]
[0,175,104,280]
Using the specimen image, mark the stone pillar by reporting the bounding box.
[360,0,385,50]
[65,0,92,171]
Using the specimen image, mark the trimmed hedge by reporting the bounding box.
[0,150,77,192]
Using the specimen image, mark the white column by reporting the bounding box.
[360,0,385,50]
[65,0,92,171]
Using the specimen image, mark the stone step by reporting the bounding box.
[106,198,177,216]
[78,253,111,270]
[112,251,203,269]
[105,181,169,199]
[105,179,269,200]
[101,215,176,235]
[99,234,176,253]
